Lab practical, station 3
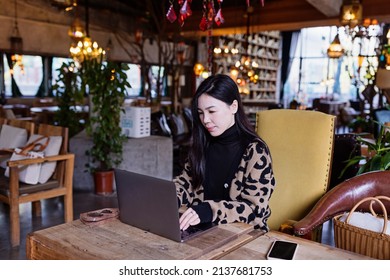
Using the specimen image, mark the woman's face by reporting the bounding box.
[197,93,238,137]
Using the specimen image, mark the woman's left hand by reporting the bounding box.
[179,208,200,231]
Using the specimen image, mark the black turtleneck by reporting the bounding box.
[204,124,247,200]
[192,124,251,223]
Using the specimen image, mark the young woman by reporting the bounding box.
[175,74,275,232]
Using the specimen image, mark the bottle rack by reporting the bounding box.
[213,31,282,110]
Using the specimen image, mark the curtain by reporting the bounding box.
[5,54,22,97]
[36,56,53,97]
[280,30,300,102]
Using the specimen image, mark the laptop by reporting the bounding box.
[114,169,216,242]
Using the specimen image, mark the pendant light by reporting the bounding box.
[327,33,344,59]
[340,0,363,28]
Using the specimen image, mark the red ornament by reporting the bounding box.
[166,4,177,23]
[180,0,192,17]
[214,8,224,26]
[199,16,208,31]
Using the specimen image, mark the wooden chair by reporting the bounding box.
[0,123,75,247]
[7,119,35,134]
[0,119,35,161]
[0,117,7,126]
[256,109,335,240]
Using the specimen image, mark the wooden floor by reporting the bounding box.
[0,190,335,260]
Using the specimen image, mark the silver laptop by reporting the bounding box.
[114,169,216,242]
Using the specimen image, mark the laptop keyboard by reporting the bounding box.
[180,225,203,240]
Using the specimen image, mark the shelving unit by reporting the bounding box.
[213,31,282,113]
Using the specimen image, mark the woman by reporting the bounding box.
[175,74,275,233]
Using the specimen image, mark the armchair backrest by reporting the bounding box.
[36,123,69,154]
[7,119,35,135]
[256,109,335,230]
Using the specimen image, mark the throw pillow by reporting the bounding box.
[0,124,28,149]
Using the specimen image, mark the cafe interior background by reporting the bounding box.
[1,0,390,259]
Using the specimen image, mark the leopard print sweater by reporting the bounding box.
[174,138,275,232]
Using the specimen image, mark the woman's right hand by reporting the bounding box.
[179,208,200,231]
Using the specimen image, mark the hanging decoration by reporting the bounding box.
[166,1,266,30]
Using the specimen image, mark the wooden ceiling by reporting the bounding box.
[167,0,390,37]
[37,1,390,38]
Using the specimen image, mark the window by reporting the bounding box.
[124,63,141,96]
[0,54,167,99]
[284,25,381,108]
[52,57,73,85]
[4,54,43,97]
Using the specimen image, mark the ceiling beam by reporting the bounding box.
[305,0,343,17]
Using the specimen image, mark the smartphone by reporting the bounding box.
[266,240,298,260]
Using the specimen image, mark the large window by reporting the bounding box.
[3,54,43,97]
[1,54,167,99]
[284,25,381,107]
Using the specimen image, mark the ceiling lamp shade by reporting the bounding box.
[68,17,85,40]
[327,34,344,59]
[340,0,363,27]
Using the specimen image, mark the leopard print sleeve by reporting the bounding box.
[205,139,275,232]
[174,162,204,207]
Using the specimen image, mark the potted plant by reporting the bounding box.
[53,61,86,138]
[341,122,390,176]
[83,58,130,195]
[348,115,371,133]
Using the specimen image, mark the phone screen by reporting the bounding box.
[267,240,298,260]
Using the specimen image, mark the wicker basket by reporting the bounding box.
[333,196,390,260]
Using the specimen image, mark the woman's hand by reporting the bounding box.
[179,208,200,231]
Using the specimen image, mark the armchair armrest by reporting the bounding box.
[7,153,75,167]
[293,171,390,236]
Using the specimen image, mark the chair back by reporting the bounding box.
[329,133,361,190]
[36,123,69,154]
[256,109,335,230]
[7,119,35,135]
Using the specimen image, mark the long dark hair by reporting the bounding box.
[189,74,259,189]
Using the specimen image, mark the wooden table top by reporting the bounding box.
[219,231,373,260]
[26,218,261,260]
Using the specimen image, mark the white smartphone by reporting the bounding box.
[266,240,298,260]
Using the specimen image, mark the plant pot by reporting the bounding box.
[93,170,114,196]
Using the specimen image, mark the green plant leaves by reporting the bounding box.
[84,61,129,172]
[341,121,390,177]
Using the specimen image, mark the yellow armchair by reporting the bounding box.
[256,109,335,237]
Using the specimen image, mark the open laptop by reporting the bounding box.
[114,169,216,242]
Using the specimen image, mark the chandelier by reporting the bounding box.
[69,0,105,64]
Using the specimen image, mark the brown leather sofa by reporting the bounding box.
[294,170,390,236]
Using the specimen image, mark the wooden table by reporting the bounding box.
[319,100,346,116]
[30,105,89,124]
[26,218,261,260]
[219,231,373,260]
